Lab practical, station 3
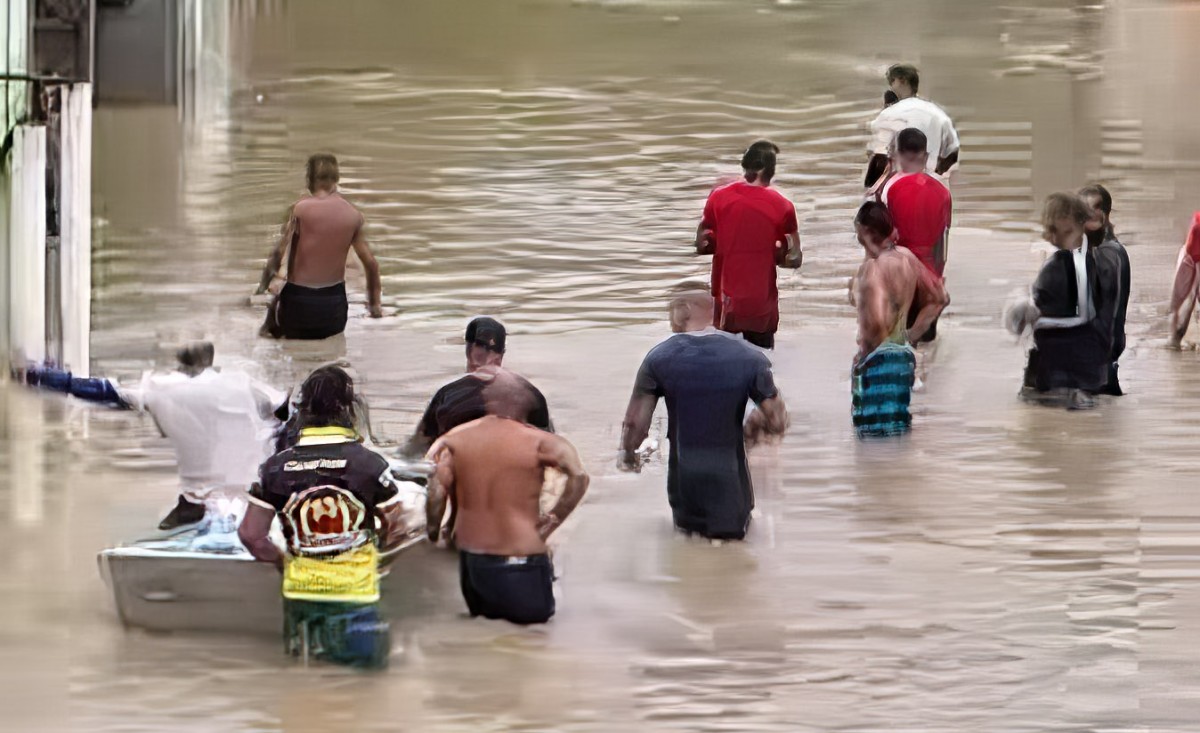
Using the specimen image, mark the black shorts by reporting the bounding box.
[270,282,348,340]
[459,551,555,625]
[740,330,775,349]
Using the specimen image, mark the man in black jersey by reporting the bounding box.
[238,365,405,669]
[405,317,553,456]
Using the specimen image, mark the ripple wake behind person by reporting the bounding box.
[258,153,383,339]
[695,141,802,349]
[425,370,589,625]
[620,290,788,541]
[851,203,948,438]
[238,366,408,669]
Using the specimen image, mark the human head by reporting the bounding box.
[883,89,899,107]
[894,127,929,173]
[176,341,214,377]
[296,365,356,429]
[741,140,780,185]
[464,316,506,372]
[481,368,535,421]
[667,289,714,333]
[854,201,895,257]
[1041,192,1092,251]
[1078,183,1113,230]
[886,64,920,98]
[306,153,339,193]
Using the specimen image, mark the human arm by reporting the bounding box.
[350,215,383,318]
[935,120,960,175]
[536,435,590,541]
[744,354,787,446]
[695,220,715,256]
[935,149,959,176]
[906,268,950,344]
[619,392,657,472]
[745,394,789,447]
[424,439,454,544]
[865,153,890,188]
[256,206,296,294]
[696,193,717,255]
[238,501,283,570]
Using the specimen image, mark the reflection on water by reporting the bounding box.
[5,0,1200,730]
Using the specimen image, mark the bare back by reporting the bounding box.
[289,192,363,288]
[439,416,556,556]
[857,247,925,349]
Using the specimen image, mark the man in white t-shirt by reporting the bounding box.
[865,64,960,188]
[120,343,287,530]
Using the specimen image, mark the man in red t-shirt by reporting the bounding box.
[879,128,952,342]
[695,141,802,349]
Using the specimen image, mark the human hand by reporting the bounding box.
[537,513,562,540]
[617,449,642,473]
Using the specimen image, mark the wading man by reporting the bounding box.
[1080,183,1129,395]
[878,128,953,342]
[258,153,383,339]
[406,317,552,457]
[695,140,802,349]
[866,64,960,188]
[239,366,406,668]
[425,370,589,625]
[619,290,788,540]
[851,202,948,437]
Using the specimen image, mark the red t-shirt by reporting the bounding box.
[883,173,952,277]
[1185,211,1200,261]
[702,181,798,334]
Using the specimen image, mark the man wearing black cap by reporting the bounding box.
[405,317,553,457]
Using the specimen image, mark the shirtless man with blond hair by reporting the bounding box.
[425,369,589,625]
[258,153,383,339]
[851,202,948,437]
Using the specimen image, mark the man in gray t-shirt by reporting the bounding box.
[619,291,788,540]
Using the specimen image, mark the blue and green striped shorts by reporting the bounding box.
[852,343,916,438]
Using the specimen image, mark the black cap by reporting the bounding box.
[464,317,506,354]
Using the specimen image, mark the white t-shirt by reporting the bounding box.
[868,97,961,172]
[127,369,285,493]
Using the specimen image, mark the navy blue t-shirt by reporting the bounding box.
[634,330,779,538]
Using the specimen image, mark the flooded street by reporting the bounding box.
[4,0,1200,730]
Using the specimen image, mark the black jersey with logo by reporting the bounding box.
[249,429,398,554]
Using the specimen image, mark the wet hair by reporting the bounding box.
[176,341,214,372]
[741,140,780,183]
[855,201,893,241]
[1078,183,1112,216]
[306,153,339,192]
[886,64,920,94]
[297,365,356,428]
[896,127,928,155]
[1041,192,1093,230]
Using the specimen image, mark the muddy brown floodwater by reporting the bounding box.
[3,0,1200,731]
